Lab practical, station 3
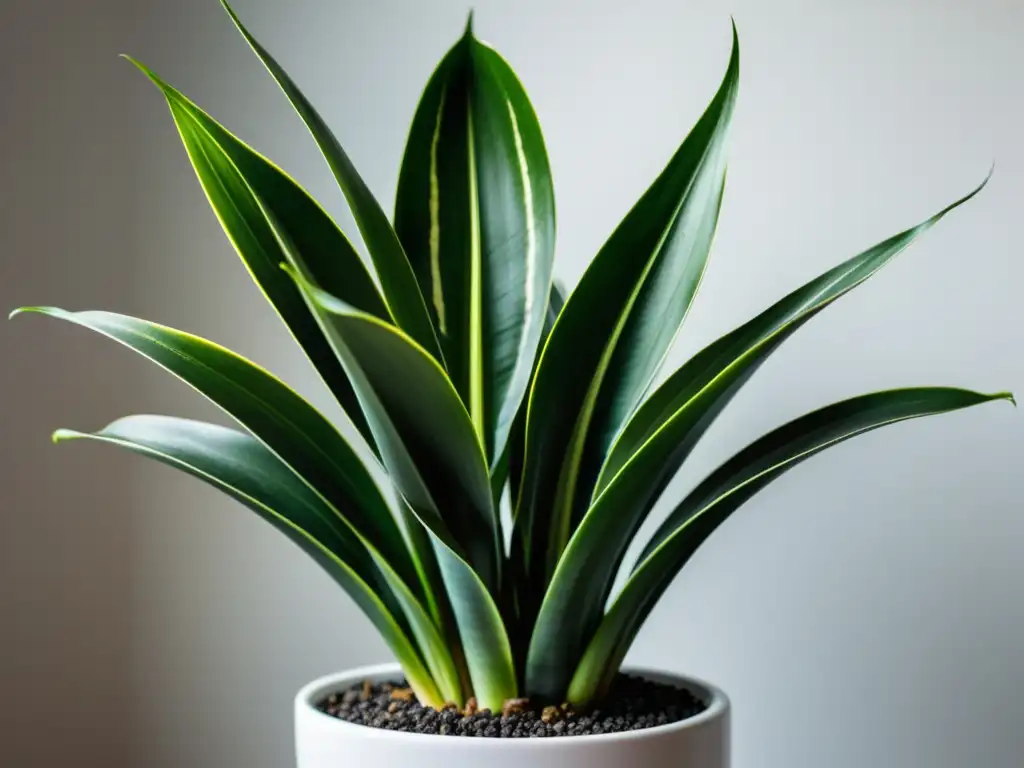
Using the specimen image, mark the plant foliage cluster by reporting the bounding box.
[14,2,1011,711]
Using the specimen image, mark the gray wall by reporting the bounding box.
[2,0,1022,766]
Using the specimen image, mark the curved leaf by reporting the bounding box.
[524,179,986,700]
[54,415,447,707]
[596,176,990,494]
[284,270,517,710]
[395,16,556,464]
[220,0,443,363]
[125,57,386,448]
[514,25,739,610]
[10,308,421,596]
[285,270,499,582]
[568,388,1014,705]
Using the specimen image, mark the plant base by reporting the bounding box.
[318,673,706,737]
[296,664,730,767]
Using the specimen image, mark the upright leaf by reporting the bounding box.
[514,25,739,613]
[509,280,566,508]
[55,415,447,707]
[126,58,387,447]
[503,280,565,671]
[395,16,556,464]
[284,269,517,710]
[568,388,1014,705]
[221,0,443,363]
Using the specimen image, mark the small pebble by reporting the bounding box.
[317,674,706,738]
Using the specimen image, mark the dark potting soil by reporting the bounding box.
[316,674,707,738]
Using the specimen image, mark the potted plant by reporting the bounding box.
[12,2,1012,766]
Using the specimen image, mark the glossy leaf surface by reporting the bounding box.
[127,57,386,447]
[568,388,1014,705]
[55,415,446,707]
[12,308,419,592]
[285,270,517,710]
[221,0,443,362]
[395,17,556,464]
[513,26,739,616]
[524,180,986,700]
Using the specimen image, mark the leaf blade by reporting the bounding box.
[523,179,987,701]
[514,25,739,612]
[568,388,1014,706]
[54,415,448,707]
[125,57,386,448]
[596,176,991,494]
[395,24,556,464]
[283,270,518,709]
[12,307,422,598]
[220,0,443,362]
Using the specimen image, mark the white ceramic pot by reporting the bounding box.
[295,663,729,767]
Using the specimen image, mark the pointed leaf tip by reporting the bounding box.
[464,9,475,37]
[51,428,81,444]
[728,18,740,68]
[977,162,995,191]
[9,306,45,321]
[121,55,170,92]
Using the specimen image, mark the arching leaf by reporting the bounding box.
[568,388,1014,706]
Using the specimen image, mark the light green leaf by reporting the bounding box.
[395,16,556,465]
[54,415,447,707]
[513,25,739,616]
[125,57,386,448]
[221,0,443,363]
[568,388,1014,706]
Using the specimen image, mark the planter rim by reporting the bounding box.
[296,662,729,747]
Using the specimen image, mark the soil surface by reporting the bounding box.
[316,674,707,737]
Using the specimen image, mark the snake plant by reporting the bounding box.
[13,3,1011,713]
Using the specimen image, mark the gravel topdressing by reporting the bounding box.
[316,674,707,738]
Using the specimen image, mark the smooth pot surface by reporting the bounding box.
[295,663,730,767]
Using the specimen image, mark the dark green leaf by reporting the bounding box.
[284,270,517,710]
[395,17,556,465]
[513,25,739,614]
[125,57,386,448]
[596,176,990,494]
[54,415,448,707]
[508,279,566,507]
[221,0,443,363]
[524,179,987,701]
[568,388,1014,705]
[11,308,421,597]
[503,280,566,671]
